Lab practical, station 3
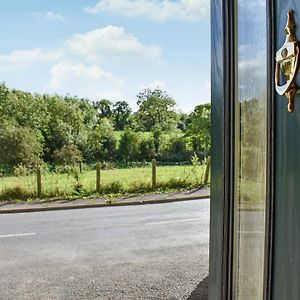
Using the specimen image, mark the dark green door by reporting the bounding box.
[210,0,300,299]
[232,1,300,298]
[232,1,268,299]
[273,1,300,299]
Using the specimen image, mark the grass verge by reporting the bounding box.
[0,165,209,203]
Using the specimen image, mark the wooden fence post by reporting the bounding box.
[203,156,211,185]
[96,162,101,192]
[37,166,42,198]
[152,159,157,188]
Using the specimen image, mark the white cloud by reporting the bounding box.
[0,48,64,72]
[48,61,125,101]
[238,52,266,79]
[140,80,167,90]
[85,0,209,22]
[65,26,162,63]
[238,50,266,99]
[32,11,65,22]
[0,25,161,72]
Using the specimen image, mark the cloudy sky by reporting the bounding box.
[0,0,210,112]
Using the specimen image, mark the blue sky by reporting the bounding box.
[0,0,210,112]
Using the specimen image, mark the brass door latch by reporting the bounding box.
[275,10,300,112]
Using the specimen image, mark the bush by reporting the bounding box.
[102,181,124,194]
[0,186,35,201]
[13,164,31,177]
[0,123,43,172]
[127,182,153,193]
[53,144,83,166]
[118,129,139,161]
[159,137,191,162]
[138,138,155,161]
[163,178,192,189]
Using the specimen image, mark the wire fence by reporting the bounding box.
[0,158,211,201]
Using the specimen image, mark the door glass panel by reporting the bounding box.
[233,0,267,299]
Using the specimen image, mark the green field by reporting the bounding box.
[0,165,209,202]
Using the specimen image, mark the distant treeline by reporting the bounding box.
[0,83,211,174]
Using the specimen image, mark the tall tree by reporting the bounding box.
[113,101,132,131]
[186,103,211,153]
[82,117,116,162]
[135,88,179,153]
[93,99,113,119]
[135,88,178,132]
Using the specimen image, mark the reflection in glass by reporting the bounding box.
[232,0,267,299]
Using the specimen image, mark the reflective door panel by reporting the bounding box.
[232,0,267,299]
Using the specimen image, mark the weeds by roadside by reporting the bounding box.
[0,164,210,203]
[0,179,207,204]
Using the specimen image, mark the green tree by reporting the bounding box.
[0,123,43,170]
[135,88,179,153]
[135,88,179,131]
[177,112,188,131]
[42,95,83,161]
[0,84,50,143]
[118,129,139,161]
[186,103,211,153]
[113,101,132,131]
[93,99,113,119]
[0,83,13,123]
[138,136,155,161]
[83,118,116,162]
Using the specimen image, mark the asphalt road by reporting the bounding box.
[0,199,209,300]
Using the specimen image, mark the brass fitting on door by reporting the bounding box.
[275,10,300,112]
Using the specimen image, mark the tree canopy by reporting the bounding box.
[186,103,211,153]
[135,88,179,132]
[0,83,211,173]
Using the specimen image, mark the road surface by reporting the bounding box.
[0,199,209,300]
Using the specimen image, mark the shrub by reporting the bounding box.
[0,186,35,201]
[159,137,191,162]
[53,144,83,166]
[138,138,155,161]
[0,123,43,172]
[127,182,153,193]
[13,164,31,177]
[103,181,123,194]
[118,129,139,161]
[82,118,117,162]
[163,178,192,189]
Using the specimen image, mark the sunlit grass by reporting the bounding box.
[0,165,209,202]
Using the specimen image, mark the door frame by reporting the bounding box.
[209,0,275,299]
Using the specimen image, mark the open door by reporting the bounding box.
[210,0,300,299]
[272,2,300,299]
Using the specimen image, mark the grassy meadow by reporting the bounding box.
[0,165,209,202]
